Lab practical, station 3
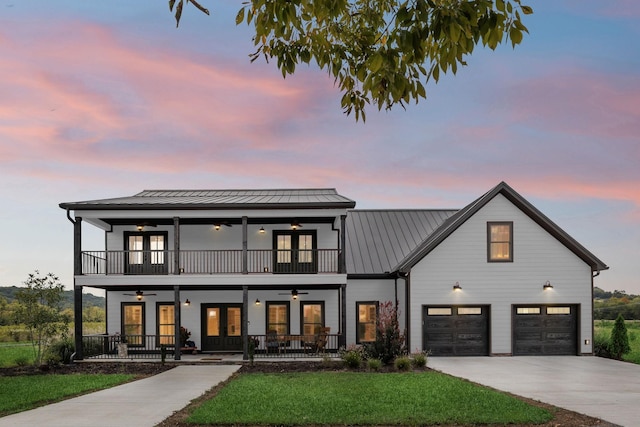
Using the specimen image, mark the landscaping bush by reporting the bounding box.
[341,345,365,369]
[367,358,382,371]
[44,337,75,365]
[365,301,407,365]
[411,351,428,368]
[14,355,30,367]
[610,313,631,360]
[394,356,412,371]
[593,329,611,358]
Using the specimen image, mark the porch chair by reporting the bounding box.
[265,329,281,353]
[303,327,330,354]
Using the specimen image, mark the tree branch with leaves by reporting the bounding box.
[173,0,533,121]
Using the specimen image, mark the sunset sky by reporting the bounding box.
[1,1,638,295]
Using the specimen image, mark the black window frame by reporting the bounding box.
[300,301,325,336]
[272,230,318,273]
[265,301,290,335]
[121,302,145,347]
[156,302,175,347]
[124,231,169,274]
[356,301,378,344]
[487,221,513,262]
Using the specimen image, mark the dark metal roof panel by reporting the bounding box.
[346,209,458,275]
[60,188,356,210]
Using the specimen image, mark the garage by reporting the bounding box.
[512,305,578,355]
[423,305,490,356]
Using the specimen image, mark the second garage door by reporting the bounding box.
[423,305,489,356]
[513,305,578,355]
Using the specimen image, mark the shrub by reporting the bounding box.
[394,356,412,371]
[14,355,30,367]
[367,358,382,371]
[610,314,631,360]
[411,351,428,368]
[341,346,364,369]
[45,337,75,365]
[365,301,407,365]
[593,329,611,358]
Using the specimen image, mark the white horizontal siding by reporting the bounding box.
[345,279,398,345]
[409,194,593,355]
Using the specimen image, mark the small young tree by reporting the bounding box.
[609,313,631,360]
[365,300,407,365]
[13,271,70,366]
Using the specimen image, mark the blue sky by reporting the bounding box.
[0,1,638,294]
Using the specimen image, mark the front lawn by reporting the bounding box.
[594,320,640,364]
[188,372,553,425]
[0,374,134,415]
[0,343,34,367]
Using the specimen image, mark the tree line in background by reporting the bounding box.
[594,287,640,320]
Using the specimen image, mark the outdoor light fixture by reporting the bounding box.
[543,281,553,290]
[259,226,265,234]
[255,299,261,306]
[453,282,462,291]
[291,221,301,230]
[214,224,221,231]
[184,299,191,306]
[136,225,144,232]
[136,290,143,300]
[291,289,298,300]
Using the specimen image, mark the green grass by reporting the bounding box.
[188,372,553,425]
[0,374,134,415]
[595,320,640,363]
[0,343,35,367]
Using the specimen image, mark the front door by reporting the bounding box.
[124,231,168,275]
[273,231,317,273]
[201,304,243,352]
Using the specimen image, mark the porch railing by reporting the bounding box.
[81,334,341,359]
[80,249,339,275]
[251,334,340,358]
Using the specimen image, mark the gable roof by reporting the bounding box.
[346,209,457,275]
[394,181,609,273]
[59,188,356,210]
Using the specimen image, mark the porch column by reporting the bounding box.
[73,217,83,359]
[340,284,347,348]
[173,217,180,275]
[174,286,181,360]
[242,216,248,274]
[242,286,249,360]
[339,215,347,274]
[74,284,84,360]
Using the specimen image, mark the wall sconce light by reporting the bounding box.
[179,267,185,274]
[291,221,301,230]
[184,299,191,306]
[453,282,462,292]
[263,266,269,273]
[136,225,144,232]
[543,281,553,290]
[214,224,221,231]
[259,226,265,234]
[584,339,590,345]
[255,299,261,306]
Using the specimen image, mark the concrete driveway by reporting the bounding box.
[428,356,639,427]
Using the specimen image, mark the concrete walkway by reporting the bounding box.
[0,364,240,427]
[428,356,639,427]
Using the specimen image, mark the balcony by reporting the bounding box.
[80,249,340,275]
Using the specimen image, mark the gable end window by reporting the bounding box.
[487,222,513,262]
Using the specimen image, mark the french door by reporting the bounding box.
[200,304,243,352]
[273,231,317,273]
[124,232,168,274]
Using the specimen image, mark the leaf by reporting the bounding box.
[236,7,245,25]
[521,5,534,15]
[189,0,210,16]
[175,0,183,27]
[169,0,176,12]
[369,53,384,73]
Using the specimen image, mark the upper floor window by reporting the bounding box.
[124,231,168,274]
[487,222,513,262]
[273,231,317,273]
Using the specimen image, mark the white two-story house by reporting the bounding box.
[60,182,607,360]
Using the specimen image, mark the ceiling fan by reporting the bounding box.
[278,289,309,300]
[124,290,157,301]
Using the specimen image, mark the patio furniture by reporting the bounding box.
[303,327,330,354]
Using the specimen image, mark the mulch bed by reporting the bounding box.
[1,361,619,426]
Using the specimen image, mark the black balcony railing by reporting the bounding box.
[80,249,339,275]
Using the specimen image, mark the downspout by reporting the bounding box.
[590,269,600,356]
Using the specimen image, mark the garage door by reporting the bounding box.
[513,305,577,355]
[423,305,489,356]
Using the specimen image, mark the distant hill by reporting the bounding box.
[0,286,105,309]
